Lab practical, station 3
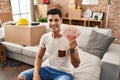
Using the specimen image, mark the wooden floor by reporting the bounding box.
[0,58,33,80]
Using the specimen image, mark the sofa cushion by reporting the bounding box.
[22,45,39,58]
[1,41,24,54]
[22,45,49,61]
[73,26,111,48]
[73,48,101,80]
[83,30,115,59]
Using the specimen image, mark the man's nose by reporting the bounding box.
[51,20,56,25]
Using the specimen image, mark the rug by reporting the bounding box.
[0,58,22,68]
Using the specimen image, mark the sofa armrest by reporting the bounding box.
[100,44,120,80]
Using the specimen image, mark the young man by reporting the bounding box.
[18,8,80,80]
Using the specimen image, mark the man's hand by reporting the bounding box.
[68,36,77,50]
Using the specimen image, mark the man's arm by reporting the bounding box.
[70,49,80,68]
[68,37,80,68]
[33,47,46,80]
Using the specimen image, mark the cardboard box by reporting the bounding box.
[68,4,76,9]
[69,9,82,19]
[4,25,46,46]
[36,0,43,4]
[69,0,79,4]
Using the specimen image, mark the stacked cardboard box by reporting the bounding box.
[69,9,82,19]
[68,4,76,9]
[35,0,43,4]
[69,0,80,4]
[68,0,82,19]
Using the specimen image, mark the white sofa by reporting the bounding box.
[0,24,120,80]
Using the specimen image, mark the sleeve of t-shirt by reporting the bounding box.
[39,34,46,48]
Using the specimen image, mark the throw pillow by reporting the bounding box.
[75,26,111,49]
[83,30,115,59]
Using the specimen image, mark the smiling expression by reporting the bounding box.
[48,14,62,33]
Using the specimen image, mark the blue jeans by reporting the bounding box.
[20,66,73,80]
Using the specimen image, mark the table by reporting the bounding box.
[0,43,6,63]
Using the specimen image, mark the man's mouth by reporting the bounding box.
[50,25,58,28]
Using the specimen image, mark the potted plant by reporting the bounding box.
[94,15,98,20]
[38,13,47,23]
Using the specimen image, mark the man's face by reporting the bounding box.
[47,14,62,32]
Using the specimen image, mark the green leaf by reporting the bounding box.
[38,13,47,22]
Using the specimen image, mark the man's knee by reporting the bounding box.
[18,74,26,80]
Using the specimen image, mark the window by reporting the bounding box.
[10,0,31,22]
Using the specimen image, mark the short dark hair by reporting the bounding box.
[47,8,62,18]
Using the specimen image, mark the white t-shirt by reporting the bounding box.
[39,32,74,74]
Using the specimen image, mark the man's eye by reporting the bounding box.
[48,19,59,22]
[55,19,59,22]
[49,19,52,22]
